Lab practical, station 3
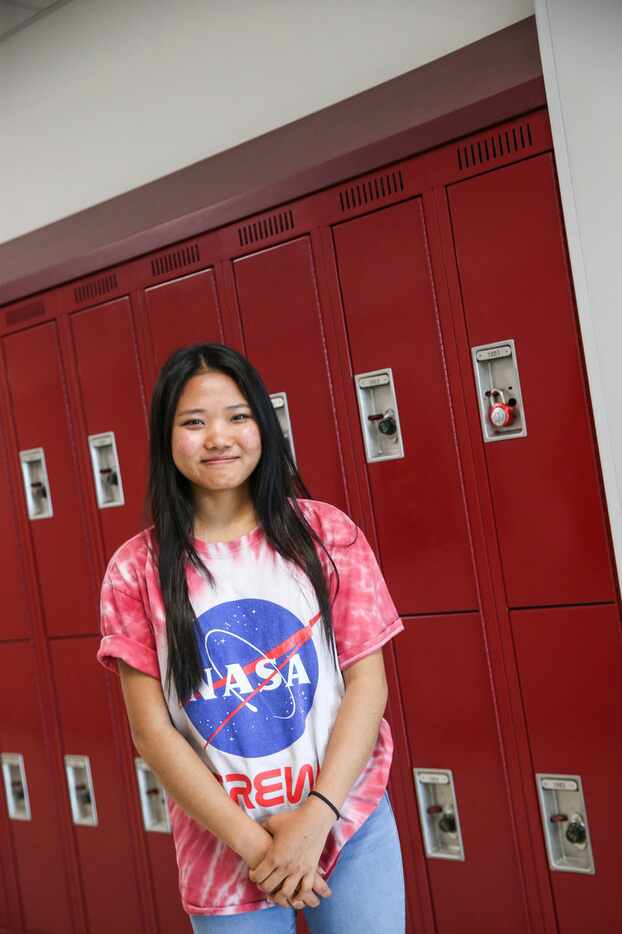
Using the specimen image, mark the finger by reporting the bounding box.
[295,872,320,908]
[263,869,289,895]
[277,873,303,901]
[248,861,268,884]
[249,859,277,886]
[312,872,332,899]
[292,890,319,909]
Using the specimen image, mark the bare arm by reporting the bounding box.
[313,648,389,809]
[249,649,388,908]
[117,660,271,866]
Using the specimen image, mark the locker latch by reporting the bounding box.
[135,758,171,833]
[19,448,54,520]
[355,369,405,463]
[270,393,297,466]
[88,432,125,509]
[472,340,527,442]
[536,774,594,873]
[413,769,465,861]
[0,753,31,821]
[65,755,98,826]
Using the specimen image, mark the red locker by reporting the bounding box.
[396,614,529,933]
[332,199,477,616]
[69,296,187,932]
[143,267,224,373]
[233,239,348,511]
[3,106,620,934]
[448,155,615,608]
[0,422,30,641]
[0,643,73,933]
[512,604,622,934]
[70,298,149,560]
[49,636,146,934]
[3,323,98,637]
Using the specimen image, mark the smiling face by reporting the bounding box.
[171,369,262,498]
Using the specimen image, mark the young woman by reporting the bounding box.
[97,343,405,932]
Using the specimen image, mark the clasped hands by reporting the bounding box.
[248,798,335,911]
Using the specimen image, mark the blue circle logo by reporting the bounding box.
[184,599,319,758]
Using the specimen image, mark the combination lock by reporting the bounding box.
[368,409,397,436]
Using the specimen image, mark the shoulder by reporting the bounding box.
[297,499,359,549]
[104,528,155,593]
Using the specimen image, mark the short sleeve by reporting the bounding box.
[98,558,160,680]
[329,524,403,670]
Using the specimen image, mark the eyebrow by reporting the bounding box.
[177,403,251,416]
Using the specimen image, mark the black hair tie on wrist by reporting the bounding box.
[308,790,341,821]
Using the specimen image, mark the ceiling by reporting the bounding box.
[0,0,72,42]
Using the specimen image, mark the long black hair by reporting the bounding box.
[147,343,337,704]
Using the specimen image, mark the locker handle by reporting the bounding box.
[19,448,54,520]
[64,755,98,826]
[88,432,125,509]
[1,753,32,820]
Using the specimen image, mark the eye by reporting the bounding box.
[182,418,204,427]
[231,413,251,422]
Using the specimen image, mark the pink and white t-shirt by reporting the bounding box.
[97,499,403,916]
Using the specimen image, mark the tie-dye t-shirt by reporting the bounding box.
[97,499,403,917]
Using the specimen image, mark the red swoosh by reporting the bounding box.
[202,612,321,747]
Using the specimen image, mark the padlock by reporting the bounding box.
[438,809,458,834]
[487,388,515,429]
[565,814,588,848]
[368,409,397,436]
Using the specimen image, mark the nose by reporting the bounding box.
[203,419,232,450]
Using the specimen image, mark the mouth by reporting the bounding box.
[200,457,239,464]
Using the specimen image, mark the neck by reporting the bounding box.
[192,484,258,543]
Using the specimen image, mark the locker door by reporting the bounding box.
[0,644,73,934]
[144,267,224,372]
[70,296,185,931]
[50,637,145,934]
[332,199,527,932]
[0,420,29,640]
[70,298,149,560]
[333,199,476,615]
[3,324,97,637]
[446,151,621,932]
[396,614,529,932]
[233,239,347,511]
[448,154,615,608]
[512,604,622,934]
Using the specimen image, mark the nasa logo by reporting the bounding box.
[184,598,319,757]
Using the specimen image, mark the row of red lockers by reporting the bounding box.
[0,108,621,934]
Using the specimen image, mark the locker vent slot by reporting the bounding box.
[457,122,533,171]
[151,243,201,277]
[338,170,404,213]
[238,210,295,247]
[5,301,46,326]
[74,274,118,305]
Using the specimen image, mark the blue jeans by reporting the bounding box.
[189,794,405,933]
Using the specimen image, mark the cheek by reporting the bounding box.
[241,423,262,457]
[171,430,198,464]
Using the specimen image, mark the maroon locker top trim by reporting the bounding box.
[0,16,544,307]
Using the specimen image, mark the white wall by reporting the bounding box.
[535,0,622,583]
[0,0,533,243]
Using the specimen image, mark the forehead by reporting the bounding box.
[176,370,248,409]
